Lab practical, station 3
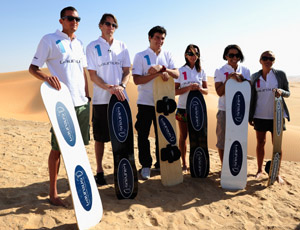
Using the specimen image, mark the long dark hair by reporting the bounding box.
[184,44,201,72]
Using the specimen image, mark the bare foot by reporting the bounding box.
[277,175,285,185]
[255,171,263,179]
[49,196,68,207]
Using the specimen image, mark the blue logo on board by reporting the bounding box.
[158,115,176,145]
[276,100,282,137]
[117,158,134,198]
[74,165,92,211]
[56,102,76,146]
[192,147,207,177]
[231,91,245,126]
[112,102,129,143]
[229,141,243,176]
[189,97,204,131]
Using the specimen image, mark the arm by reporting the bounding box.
[133,72,161,85]
[215,72,244,97]
[29,64,61,90]
[115,66,131,101]
[83,68,90,99]
[275,71,290,98]
[148,65,179,79]
[175,82,207,95]
[200,81,208,95]
[88,69,127,101]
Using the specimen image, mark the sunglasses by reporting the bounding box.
[61,16,81,22]
[104,21,118,28]
[227,53,241,59]
[186,52,199,57]
[261,56,275,62]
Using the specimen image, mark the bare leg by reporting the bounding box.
[218,149,224,164]
[255,131,267,179]
[48,149,67,207]
[95,141,105,173]
[178,121,188,172]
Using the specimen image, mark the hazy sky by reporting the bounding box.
[1,0,300,77]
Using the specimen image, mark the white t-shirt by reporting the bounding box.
[31,30,88,106]
[175,65,207,109]
[254,71,279,119]
[214,63,250,111]
[86,37,131,104]
[132,47,176,106]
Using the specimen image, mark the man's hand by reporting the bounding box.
[160,72,170,81]
[109,85,126,101]
[46,76,61,90]
[148,65,162,75]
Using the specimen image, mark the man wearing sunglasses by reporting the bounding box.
[132,26,179,180]
[86,13,131,186]
[29,6,90,207]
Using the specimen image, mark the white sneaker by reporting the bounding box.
[141,167,151,180]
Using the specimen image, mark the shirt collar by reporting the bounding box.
[98,36,114,46]
[147,47,162,56]
[55,29,76,40]
[225,63,240,72]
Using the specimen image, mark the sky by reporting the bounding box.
[1,0,300,78]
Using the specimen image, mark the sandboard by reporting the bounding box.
[40,82,102,230]
[266,96,283,186]
[108,95,138,199]
[221,79,250,190]
[153,77,183,186]
[186,90,209,178]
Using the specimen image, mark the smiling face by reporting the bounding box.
[260,51,275,70]
[185,47,199,68]
[149,32,165,53]
[225,48,241,68]
[60,10,79,35]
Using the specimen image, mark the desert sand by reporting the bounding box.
[0,70,300,229]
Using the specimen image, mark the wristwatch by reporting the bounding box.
[120,83,126,89]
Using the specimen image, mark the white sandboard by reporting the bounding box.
[41,82,102,230]
[221,79,250,190]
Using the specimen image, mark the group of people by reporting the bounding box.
[29,6,290,207]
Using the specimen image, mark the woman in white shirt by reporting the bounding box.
[175,44,208,173]
[249,51,290,183]
[214,44,250,165]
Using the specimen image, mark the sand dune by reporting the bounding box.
[1,69,299,161]
[0,70,300,229]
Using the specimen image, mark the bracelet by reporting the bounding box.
[160,65,166,73]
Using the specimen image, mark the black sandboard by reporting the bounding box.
[108,95,138,199]
[186,90,209,177]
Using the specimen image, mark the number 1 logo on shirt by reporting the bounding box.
[183,72,187,80]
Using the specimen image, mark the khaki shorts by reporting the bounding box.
[216,110,225,150]
[51,102,90,151]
